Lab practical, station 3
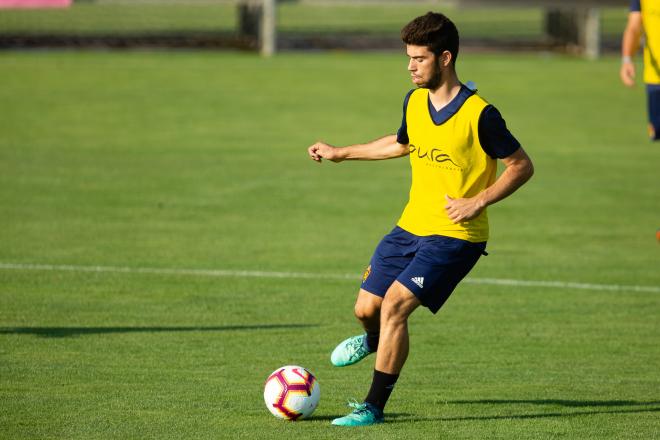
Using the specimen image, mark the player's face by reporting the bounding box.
[406,45,441,90]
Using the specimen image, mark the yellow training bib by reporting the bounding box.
[397,88,496,242]
[642,0,660,84]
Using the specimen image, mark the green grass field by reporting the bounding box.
[1,50,659,439]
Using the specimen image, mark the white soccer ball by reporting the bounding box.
[264,365,320,420]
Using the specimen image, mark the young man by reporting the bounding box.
[620,0,660,141]
[307,12,534,426]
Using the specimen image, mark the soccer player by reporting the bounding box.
[620,0,660,141]
[307,12,534,426]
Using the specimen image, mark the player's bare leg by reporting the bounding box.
[331,289,382,367]
[332,282,420,426]
[375,281,420,374]
[354,289,382,335]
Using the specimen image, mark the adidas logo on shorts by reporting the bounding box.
[411,276,424,288]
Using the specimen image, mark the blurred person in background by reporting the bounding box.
[620,0,660,141]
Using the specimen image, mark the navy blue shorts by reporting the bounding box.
[361,226,486,314]
[647,84,660,141]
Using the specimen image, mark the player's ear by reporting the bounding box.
[440,50,453,67]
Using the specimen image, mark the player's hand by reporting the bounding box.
[444,194,485,223]
[620,61,636,87]
[307,141,343,163]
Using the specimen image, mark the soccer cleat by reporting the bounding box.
[330,334,374,367]
[331,401,384,427]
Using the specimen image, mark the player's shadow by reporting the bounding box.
[392,399,660,422]
[306,399,660,423]
[449,399,660,407]
[0,324,318,338]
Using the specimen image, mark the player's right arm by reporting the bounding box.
[307,135,409,163]
[620,10,643,87]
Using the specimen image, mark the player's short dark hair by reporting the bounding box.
[401,12,459,64]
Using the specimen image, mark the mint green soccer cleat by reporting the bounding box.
[330,334,374,367]
[331,401,384,427]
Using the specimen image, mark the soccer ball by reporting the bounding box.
[263,365,320,420]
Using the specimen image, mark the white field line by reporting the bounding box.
[0,262,659,294]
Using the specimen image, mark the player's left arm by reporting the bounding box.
[444,147,534,223]
[307,135,409,162]
[620,10,643,87]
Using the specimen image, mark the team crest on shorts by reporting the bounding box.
[362,265,371,283]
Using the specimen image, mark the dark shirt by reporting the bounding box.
[396,85,521,159]
[630,0,640,12]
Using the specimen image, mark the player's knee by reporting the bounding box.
[380,296,409,326]
[354,301,378,323]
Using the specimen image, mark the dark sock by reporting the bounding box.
[366,331,379,352]
[364,369,399,411]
